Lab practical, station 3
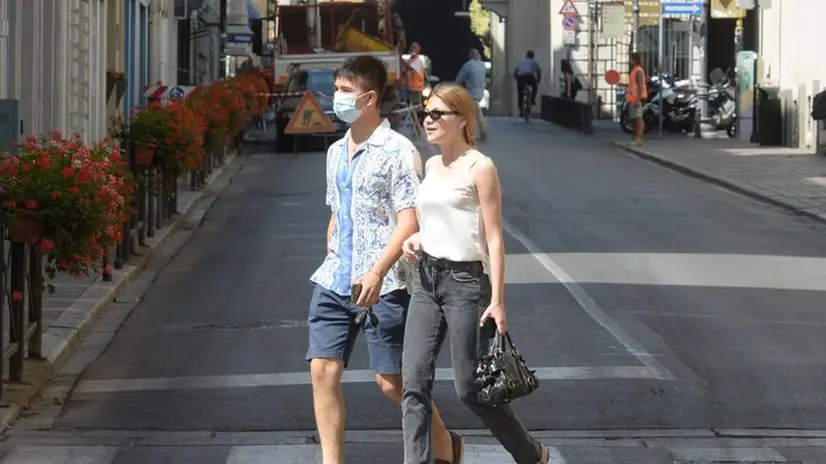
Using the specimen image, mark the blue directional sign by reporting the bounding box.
[662,1,704,16]
[168,86,186,100]
[228,34,253,44]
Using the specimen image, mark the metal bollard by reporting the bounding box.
[147,167,157,238]
[27,247,43,360]
[8,242,26,381]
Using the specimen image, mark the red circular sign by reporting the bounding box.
[604,69,620,86]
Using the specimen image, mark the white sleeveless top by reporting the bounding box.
[416,151,488,270]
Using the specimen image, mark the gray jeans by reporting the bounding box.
[401,253,542,464]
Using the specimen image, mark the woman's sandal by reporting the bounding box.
[434,431,464,464]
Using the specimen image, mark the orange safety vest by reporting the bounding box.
[406,55,425,92]
[626,65,648,102]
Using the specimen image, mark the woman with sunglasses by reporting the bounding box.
[400,83,549,464]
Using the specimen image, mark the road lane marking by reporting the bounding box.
[502,220,676,381]
[0,446,119,464]
[622,310,826,328]
[153,320,309,332]
[520,252,826,291]
[73,366,656,394]
[0,444,568,464]
[670,447,787,461]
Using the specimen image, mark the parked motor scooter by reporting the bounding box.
[706,69,737,133]
[620,74,696,134]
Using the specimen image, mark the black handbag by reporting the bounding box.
[475,330,539,406]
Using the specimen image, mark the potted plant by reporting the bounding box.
[114,103,174,166]
[155,101,206,191]
[0,132,134,284]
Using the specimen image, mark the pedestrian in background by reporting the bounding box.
[514,50,542,117]
[400,82,550,464]
[404,42,427,108]
[305,55,456,464]
[560,59,581,100]
[626,52,648,146]
[455,48,489,141]
[403,42,428,139]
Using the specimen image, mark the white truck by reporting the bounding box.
[271,0,408,151]
[271,0,405,92]
[273,51,402,92]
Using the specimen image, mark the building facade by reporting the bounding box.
[0,0,184,147]
[485,0,822,150]
[759,1,826,150]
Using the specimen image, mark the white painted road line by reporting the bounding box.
[502,220,676,381]
[0,445,570,464]
[0,446,119,464]
[73,366,657,394]
[670,447,787,462]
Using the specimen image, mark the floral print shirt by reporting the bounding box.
[310,119,421,296]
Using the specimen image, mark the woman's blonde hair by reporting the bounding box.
[430,83,476,147]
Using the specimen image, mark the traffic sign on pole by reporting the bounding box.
[604,69,620,86]
[285,92,335,135]
[562,15,578,31]
[662,1,704,17]
[559,0,579,15]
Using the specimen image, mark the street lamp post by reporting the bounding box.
[632,0,640,52]
[219,0,227,78]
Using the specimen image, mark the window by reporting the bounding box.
[288,69,335,96]
[174,0,188,19]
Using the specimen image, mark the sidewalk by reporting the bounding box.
[1,154,242,432]
[612,136,826,222]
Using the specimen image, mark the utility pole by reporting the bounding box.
[219,0,227,78]
[694,8,709,137]
[632,0,640,52]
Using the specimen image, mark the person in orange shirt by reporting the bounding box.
[626,52,648,146]
[403,43,427,139]
[405,43,426,107]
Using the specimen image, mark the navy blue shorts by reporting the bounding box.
[305,285,409,374]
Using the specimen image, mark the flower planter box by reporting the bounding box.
[134,143,157,166]
[8,210,45,243]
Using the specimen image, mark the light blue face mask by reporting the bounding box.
[333,91,369,123]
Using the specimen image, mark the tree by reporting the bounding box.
[468,0,491,58]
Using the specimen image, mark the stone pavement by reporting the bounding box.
[1,155,243,432]
[612,136,826,223]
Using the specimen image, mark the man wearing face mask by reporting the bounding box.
[306,56,459,464]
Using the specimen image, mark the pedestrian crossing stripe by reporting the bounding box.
[0,444,567,464]
[0,444,809,463]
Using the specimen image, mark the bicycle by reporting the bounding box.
[522,87,532,122]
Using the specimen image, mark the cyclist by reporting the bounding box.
[514,50,542,117]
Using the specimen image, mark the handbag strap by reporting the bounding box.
[492,331,523,356]
[492,331,505,351]
[504,332,522,356]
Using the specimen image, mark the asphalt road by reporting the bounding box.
[5,119,826,463]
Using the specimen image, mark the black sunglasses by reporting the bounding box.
[422,109,458,121]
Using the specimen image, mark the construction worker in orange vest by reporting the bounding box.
[403,42,427,139]
[626,52,648,146]
[404,42,426,107]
